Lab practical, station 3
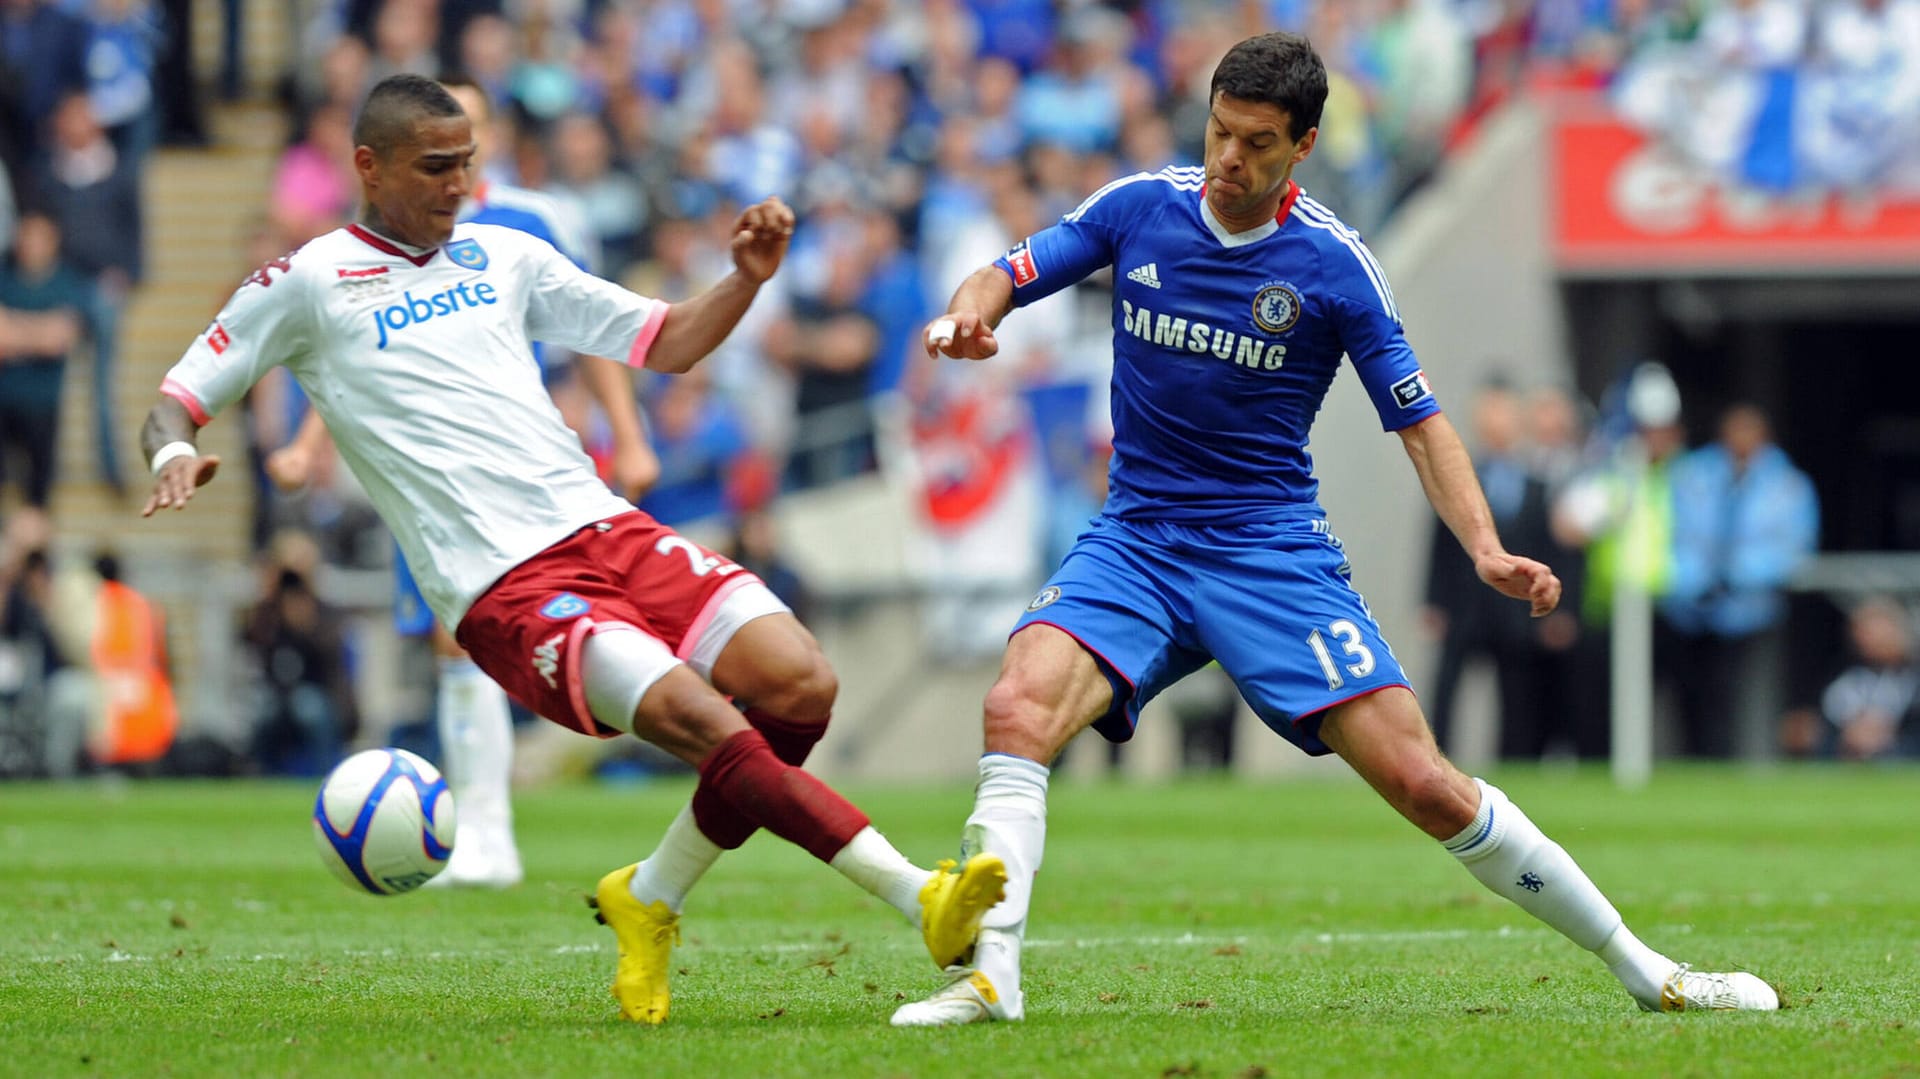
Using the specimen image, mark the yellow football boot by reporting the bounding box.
[590,864,680,1024]
[918,853,1008,969]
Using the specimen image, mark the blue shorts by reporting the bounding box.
[1011,511,1412,756]
[393,544,435,637]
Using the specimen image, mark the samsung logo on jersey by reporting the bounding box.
[1121,300,1287,372]
[372,282,499,349]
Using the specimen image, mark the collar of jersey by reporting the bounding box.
[1197,180,1299,248]
[347,223,440,267]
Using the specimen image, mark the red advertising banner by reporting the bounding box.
[1553,110,1920,274]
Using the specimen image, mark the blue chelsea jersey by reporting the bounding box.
[995,165,1441,523]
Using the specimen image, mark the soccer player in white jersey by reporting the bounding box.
[140,74,1007,1025]
[895,33,1778,1025]
[264,77,658,889]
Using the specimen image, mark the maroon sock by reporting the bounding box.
[689,783,756,850]
[688,710,829,849]
[692,729,867,863]
[748,708,827,766]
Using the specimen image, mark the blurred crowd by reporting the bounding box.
[6,0,1920,778]
[1425,365,1917,765]
[1600,0,1920,196]
[1,0,187,777]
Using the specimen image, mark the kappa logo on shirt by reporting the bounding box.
[336,265,390,279]
[1391,370,1434,409]
[1005,241,1038,287]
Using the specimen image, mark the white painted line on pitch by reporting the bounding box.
[22,921,1719,966]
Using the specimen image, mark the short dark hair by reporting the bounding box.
[352,74,467,158]
[437,73,493,124]
[1208,32,1328,142]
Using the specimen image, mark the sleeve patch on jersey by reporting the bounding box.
[1006,242,1038,287]
[1391,370,1433,409]
[206,322,230,354]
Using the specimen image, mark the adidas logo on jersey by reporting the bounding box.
[1126,263,1163,289]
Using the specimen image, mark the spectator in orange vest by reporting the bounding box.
[83,552,177,768]
[37,549,177,772]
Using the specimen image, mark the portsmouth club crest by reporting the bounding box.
[446,238,488,271]
[539,592,590,619]
[1252,282,1302,334]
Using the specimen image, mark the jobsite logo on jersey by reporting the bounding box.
[371,281,499,349]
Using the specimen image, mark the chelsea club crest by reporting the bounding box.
[1252,282,1302,334]
[446,238,488,271]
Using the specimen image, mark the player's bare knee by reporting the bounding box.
[982,675,1062,756]
[631,669,749,766]
[756,653,837,727]
[1393,761,1476,837]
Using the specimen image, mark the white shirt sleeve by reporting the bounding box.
[523,240,668,367]
[160,261,311,423]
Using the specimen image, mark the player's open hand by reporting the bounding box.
[925,312,999,361]
[1475,552,1561,617]
[141,454,222,517]
[730,197,794,284]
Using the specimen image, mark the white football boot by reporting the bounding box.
[891,967,1022,1027]
[1646,964,1779,1012]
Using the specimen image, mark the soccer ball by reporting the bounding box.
[311,748,457,895]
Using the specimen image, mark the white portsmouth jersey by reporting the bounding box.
[161,222,668,626]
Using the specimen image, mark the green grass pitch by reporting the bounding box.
[5,765,1918,1077]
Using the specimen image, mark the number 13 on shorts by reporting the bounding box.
[1306,619,1376,691]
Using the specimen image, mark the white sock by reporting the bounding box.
[1447,778,1673,1003]
[962,753,1049,1010]
[438,656,516,840]
[828,826,928,922]
[629,804,724,913]
[1597,922,1675,1005]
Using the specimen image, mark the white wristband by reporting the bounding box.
[150,441,197,476]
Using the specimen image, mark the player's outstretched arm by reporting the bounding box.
[644,197,793,375]
[925,265,1015,361]
[139,396,221,517]
[1397,413,1560,617]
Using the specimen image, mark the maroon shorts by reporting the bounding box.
[456,511,766,737]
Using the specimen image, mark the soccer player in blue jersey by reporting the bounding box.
[894,32,1778,1025]
[266,77,658,888]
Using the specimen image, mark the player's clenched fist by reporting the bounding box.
[730,196,795,284]
[925,311,999,361]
